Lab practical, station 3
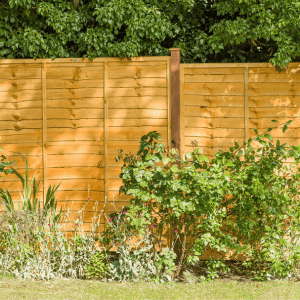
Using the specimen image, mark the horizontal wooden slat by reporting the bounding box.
[48,179,104,191]
[184,82,244,96]
[57,199,104,211]
[0,169,42,182]
[249,107,300,118]
[108,167,126,179]
[47,79,104,89]
[249,72,300,82]
[109,78,167,88]
[0,143,42,156]
[185,117,245,128]
[249,67,300,74]
[249,118,300,129]
[184,95,244,107]
[185,106,244,118]
[249,82,300,96]
[107,191,131,203]
[46,67,104,80]
[0,90,42,102]
[184,137,245,148]
[108,97,167,109]
[47,119,104,128]
[46,142,104,155]
[47,88,103,99]
[0,100,42,110]
[108,118,167,127]
[108,87,167,97]
[0,120,42,130]
[185,128,245,138]
[108,178,123,191]
[0,67,41,79]
[108,109,167,119]
[0,79,41,92]
[47,98,103,109]
[0,129,42,143]
[55,190,104,201]
[47,128,104,142]
[108,65,167,79]
[47,108,104,119]
[47,154,104,168]
[184,74,244,83]
[108,127,168,141]
[47,167,104,180]
[184,68,245,75]
[0,108,42,121]
[249,96,300,108]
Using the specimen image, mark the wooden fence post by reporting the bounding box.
[169,48,181,153]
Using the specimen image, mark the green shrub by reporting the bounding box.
[115,119,300,280]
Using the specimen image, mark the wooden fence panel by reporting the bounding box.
[181,62,300,259]
[0,57,171,236]
[0,63,43,201]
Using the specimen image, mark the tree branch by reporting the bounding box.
[72,0,80,10]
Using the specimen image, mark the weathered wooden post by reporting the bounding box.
[169,48,181,154]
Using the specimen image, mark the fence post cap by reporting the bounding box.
[169,48,181,51]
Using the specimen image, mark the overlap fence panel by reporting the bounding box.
[180,62,300,259]
[0,57,171,236]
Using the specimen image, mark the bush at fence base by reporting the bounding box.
[115,119,300,280]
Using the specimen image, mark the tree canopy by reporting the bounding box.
[0,0,300,69]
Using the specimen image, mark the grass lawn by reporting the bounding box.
[0,275,300,300]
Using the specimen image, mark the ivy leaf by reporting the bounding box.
[253,128,258,135]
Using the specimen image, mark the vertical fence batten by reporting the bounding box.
[42,63,47,204]
[104,62,109,225]
[244,65,249,144]
[170,48,181,154]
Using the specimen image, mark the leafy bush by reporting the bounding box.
[115,119,300,280]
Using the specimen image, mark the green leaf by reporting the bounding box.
[264,134,273,142]
[271,120,278,123]
[253,128,258,135]
[283,125,288,133]
[141,135,148,142]
[153,133,162,140]
[162,157,170,165]
[170,164,179,173]
[265,225,271,231]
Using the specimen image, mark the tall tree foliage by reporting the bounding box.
[0,0,299,69]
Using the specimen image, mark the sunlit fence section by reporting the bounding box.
[0,57,171,235]
[181,63,300,160]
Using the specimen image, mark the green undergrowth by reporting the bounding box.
[1,118,300,283]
